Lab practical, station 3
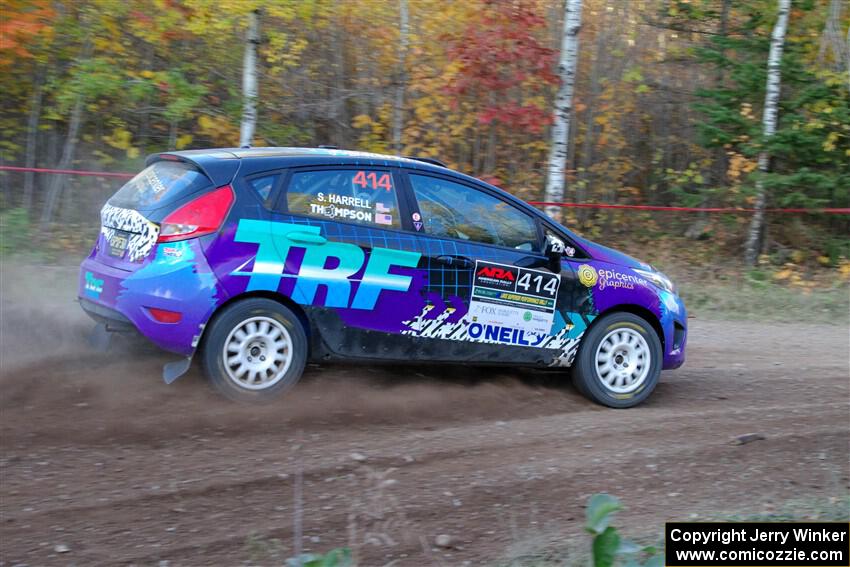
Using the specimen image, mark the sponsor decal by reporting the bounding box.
[596,268,647,291]
[469,260,560,336]
[143,168,167,195]
[411,212,421,222]
[565,245,576,257]
[232,220,421,310]
[413,220,423,231]
[577,264,598,287]
[376,202,391,213]
[401,305,590,366]
[468,322,547,346]
[84,271,104,298]
[162,246,184,258]
[474,264,517,289]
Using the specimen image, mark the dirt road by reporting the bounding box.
[1,268,848,566]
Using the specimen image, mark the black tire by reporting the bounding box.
[571,312,662,408]
[201,298,308,402]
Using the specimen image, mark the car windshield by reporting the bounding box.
[109,161,212,210]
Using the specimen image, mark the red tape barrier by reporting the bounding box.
[2,165,848,214]
[527,201,850,215]
[0,165,134,179]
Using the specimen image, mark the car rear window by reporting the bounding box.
[109,161,212,210]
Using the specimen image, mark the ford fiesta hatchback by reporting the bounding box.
[79,147,687,408]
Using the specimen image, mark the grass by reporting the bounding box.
[677,278,849,325]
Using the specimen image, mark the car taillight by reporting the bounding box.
[157,185,234,243]
[146,307,182,323]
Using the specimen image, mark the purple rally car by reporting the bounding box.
[78,147,687,407]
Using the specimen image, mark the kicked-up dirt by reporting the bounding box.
[0,266,848,566]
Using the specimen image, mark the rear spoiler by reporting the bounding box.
[145,151,241,188]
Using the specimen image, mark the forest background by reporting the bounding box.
[1,0,848,318]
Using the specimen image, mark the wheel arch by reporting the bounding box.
[594,304,664,351]
[200,291,312,351]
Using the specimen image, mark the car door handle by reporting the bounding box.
[285,231,327,245]
[436,255,473,269]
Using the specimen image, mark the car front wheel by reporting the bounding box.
[201,298,307,402]
[572,312,662,408]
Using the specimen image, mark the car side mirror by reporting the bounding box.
[545,237,564,274]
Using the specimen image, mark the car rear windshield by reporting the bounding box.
[109,161,212,210]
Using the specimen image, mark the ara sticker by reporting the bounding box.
[413,220,423,231]
[411,212,421,222]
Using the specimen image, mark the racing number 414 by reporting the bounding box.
[517,272,558,296]
[353,171,392,191]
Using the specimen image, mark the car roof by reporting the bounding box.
[147,146,547,222]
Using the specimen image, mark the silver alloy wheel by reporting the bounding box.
[594,327,651,394]
[222,316,293,390]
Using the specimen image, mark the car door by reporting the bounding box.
[255,165,431,359]
[401,172,580,364]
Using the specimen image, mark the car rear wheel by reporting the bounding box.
[572,312,662,408]
[202,298,307,402]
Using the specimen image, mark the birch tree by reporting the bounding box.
[239,9,261,148]
[744,0,791,266]
[392,0,409,154]
[544,0,583,221]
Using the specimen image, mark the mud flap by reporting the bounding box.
[89,323,112,352]
[163,357,192,384]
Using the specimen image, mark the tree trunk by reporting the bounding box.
[239,9,261,148]
[576,25,607,224]
[544,0,583,221]
[392,0,409,154]
[332,0,349,147]
[40,96,83,227]
[23,70,44,211]
[744,0,791,266]
[818,0,848,85]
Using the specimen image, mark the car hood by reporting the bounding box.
[573,235,652,270]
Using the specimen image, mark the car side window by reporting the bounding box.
[285,169,400,228]
[409,174,539,251]
[248,173,279,201]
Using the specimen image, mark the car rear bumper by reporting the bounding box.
[78,240,224,356]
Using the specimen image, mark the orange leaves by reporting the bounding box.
[0,0,54,68]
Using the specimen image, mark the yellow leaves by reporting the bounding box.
[175,134,193,150]
[823,131,839,152]
[726,151,757,181]
[352,114,374,130]
[839,260,850,281]
[197,114,239,146]
[772,263,812,289]
[102,127,140,159]
[103,127,133,150]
